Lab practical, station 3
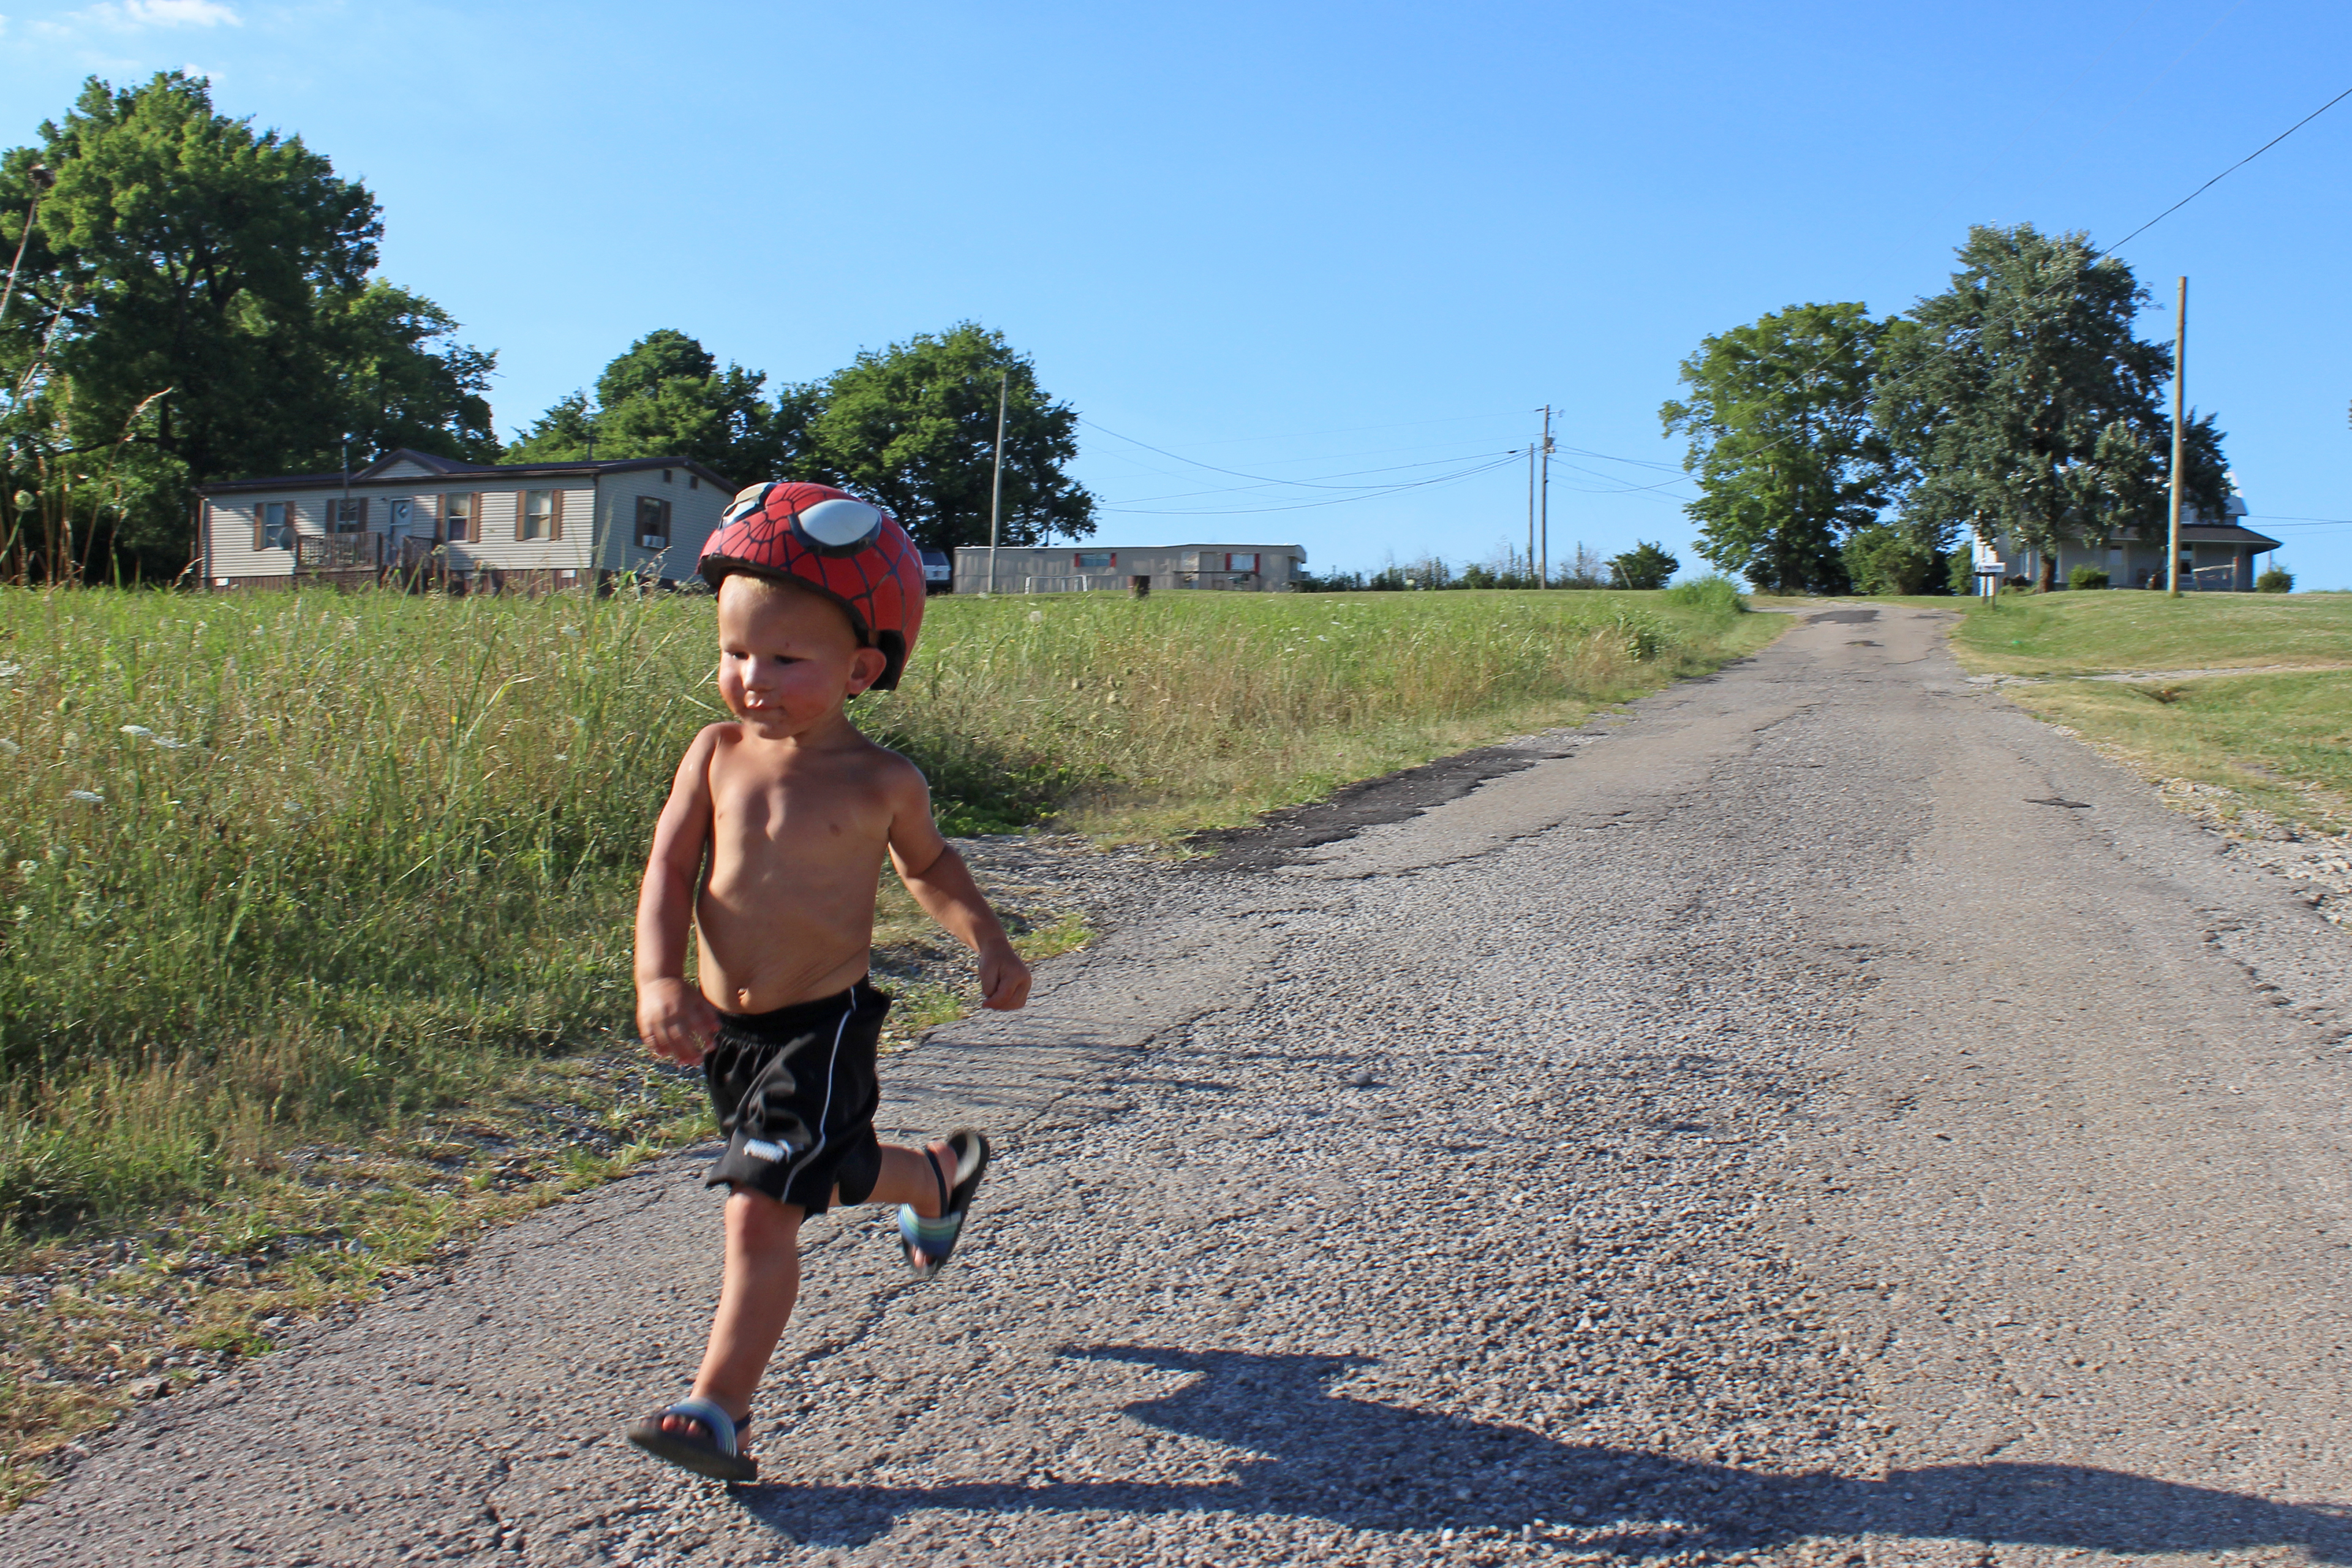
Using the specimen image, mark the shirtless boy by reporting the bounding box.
[625,481,1031,1483]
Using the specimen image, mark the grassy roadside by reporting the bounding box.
[1943,592,2352,839]
[0,582,1781,1501]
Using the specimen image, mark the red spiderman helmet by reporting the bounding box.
[698,481,927,691]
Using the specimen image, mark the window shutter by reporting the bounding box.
[470,492,483,543]
[252,503,265,552]
[551,489,564,542]
[514,491,526,542]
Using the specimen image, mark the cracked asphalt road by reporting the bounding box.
[9,608,2352,1566]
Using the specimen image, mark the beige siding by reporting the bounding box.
[445,485,594,579]
[952,543,1305,593]
[206,493,344,582]
[598,467,731,579]
[375,458,439,479]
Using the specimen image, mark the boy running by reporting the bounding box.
[626,481,1031,1482]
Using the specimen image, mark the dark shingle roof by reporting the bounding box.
[197,447,736,496]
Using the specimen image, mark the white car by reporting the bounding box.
[921,549,953,595]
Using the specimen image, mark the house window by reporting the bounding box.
[442,492,472,544]
[259,501,291,549]
[331,497,366,533]
[1227,552,1258,573]
[636,496,672,548]
[521,489,554,541]
[1074,551,1113,570]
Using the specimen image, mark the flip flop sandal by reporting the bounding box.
[897,1129,990,1281]
[625,1395,756,1482]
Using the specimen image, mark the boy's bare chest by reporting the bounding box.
[706,756,890,860]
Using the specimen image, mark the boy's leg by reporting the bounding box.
[866,1137,963,1216]
[866,1137,969,1268]
[662,1186,801,1450]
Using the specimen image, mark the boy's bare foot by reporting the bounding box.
[657,1405,750,1453]
[628,1395,756,1481]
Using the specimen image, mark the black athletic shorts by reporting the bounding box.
[702,981,891,1213]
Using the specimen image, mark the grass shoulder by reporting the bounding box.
[1936,590,2352,845]
[1948,590,2352,677]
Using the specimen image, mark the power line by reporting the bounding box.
[1104,446,1530,506]
[1118,409,1531,449]
[1099,454,1523,516]
[2109,79,2352,251]
[1084,417,1509,491]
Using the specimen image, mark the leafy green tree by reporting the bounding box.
[1661,302,1894,594]
[0,73,496,577]
[793,323,1094,551]
[508,328,783,483]
[1876,223,2230,592]
[1608,540,1679,590]
[1842,523,1936,594]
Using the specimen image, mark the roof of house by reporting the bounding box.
[2174,524,2282,551]
[197,447,736,496]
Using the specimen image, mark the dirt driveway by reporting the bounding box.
[7,606,2350,1566]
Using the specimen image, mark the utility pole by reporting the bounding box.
[1525,442,1536,584]
[2166,276,2187,599]
[1539,404,1553,587]
[987,369,1007,595]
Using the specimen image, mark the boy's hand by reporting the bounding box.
[638,977,720,1065]
[978,943,1031,1011]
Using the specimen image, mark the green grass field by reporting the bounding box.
[0,580,1779,1499]
[1943,592,2352,837]
[1947,589,2352,677]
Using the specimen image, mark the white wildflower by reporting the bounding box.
[16,861,36,876]
[152,737,189,750]
[1028,611,1044,624]
[0,662,20,679]
[560,624,579,637]
[554,754,568,762]
[69,790,104,804]
[120,725,153,738]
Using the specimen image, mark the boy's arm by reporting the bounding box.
[884,763,1032,1012]
[635,728,724,1063]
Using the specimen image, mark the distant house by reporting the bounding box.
[1973,495,2279,592]
[198,447,735,593]
[951,543,1308,594]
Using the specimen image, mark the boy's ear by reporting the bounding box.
[846,645,889,695]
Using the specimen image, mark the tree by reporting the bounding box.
[1608,540,1679,590]
[1842,523,1935,594]
[507,328,784,484]
[1877,223,2229,592]
[792,323,1094,551]
[0,74,496,578]
[1661,302,1894,594]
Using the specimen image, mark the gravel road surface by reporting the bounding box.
[9,608,2352,1566]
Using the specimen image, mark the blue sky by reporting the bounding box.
[4,0,2349,585]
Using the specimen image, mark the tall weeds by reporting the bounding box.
[0,584,1767,1230]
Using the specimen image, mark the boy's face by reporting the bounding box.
[714,575,889,734]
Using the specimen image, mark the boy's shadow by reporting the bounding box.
[730,1346,2352,1557]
